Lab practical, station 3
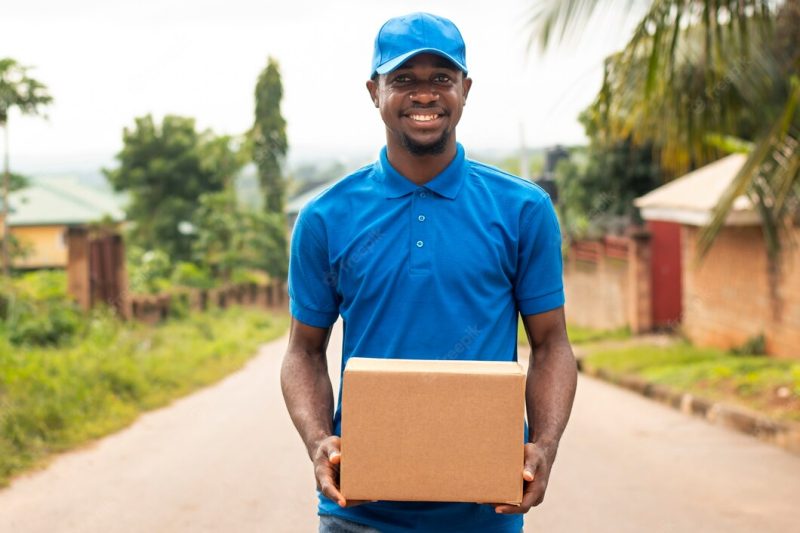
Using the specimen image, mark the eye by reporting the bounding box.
[391,74,412,84]
[433,74,452,84]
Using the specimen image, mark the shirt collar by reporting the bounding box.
[375,143,467,200]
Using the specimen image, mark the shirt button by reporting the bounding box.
[416,240,424,248]
[418,215,426,222]
[419,191,427,198]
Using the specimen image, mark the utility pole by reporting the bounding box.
[2,120,9,277]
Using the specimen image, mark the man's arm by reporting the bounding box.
[495,306,577,514]
[280,318,345,507]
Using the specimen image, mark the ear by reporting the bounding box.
[366,79,380,108]
[461,77,473,105]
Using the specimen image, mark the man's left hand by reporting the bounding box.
[492,442,554,514]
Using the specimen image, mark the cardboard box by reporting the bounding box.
[340,357,525,504]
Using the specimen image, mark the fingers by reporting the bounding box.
[494,443,549,514]
[314,436,346,507]
[329,449,341,465]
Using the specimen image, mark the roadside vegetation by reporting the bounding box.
[518,319,629,346]
[582,343,800,424]
[0,271,288,487]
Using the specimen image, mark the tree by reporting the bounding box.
[530,0,799,260]
[250,57,288,214]
[556,138,661,240]
[192,189,288,280]
[0,58,52,276]
[104,115,239,262]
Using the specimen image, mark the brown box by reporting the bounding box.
[340,357,526,504]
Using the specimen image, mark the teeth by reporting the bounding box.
[410,114,438,122]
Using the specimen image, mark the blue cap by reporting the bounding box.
[371,13,467,77]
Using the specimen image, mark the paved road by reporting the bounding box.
[1,322,798,532]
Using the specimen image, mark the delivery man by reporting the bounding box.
[280,12,577,533]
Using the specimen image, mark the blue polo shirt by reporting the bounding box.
[289,143,564,533]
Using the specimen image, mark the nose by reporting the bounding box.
[410,82,439,104]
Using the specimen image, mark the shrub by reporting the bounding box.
[1,271,83,347]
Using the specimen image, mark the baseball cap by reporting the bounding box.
[371,12,467,77]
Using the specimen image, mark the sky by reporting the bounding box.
[2,0,641,174]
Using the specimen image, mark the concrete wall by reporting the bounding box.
[682,225,800,358]
[11,225,68,268]
[563,235,651,333]
[564,255,629,330]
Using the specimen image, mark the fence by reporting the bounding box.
[564,232,651,333]
[127,280,288,325]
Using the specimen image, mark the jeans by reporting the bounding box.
[319,515,382,533]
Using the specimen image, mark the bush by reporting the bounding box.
[1,271,83,347]
[171,261,214,289]
[126,247,173,294]
[731,334,767,356]
[0,306,289,486]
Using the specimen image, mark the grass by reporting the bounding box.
[583,343,800,423]
[0,306,289,486]
[517,318,630,345]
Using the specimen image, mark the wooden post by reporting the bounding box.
[66,227,91,311]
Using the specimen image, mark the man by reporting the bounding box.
[281,12,577,533]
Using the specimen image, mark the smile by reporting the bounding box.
[408,114,441,122]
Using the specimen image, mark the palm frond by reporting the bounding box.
[697,78,800,261]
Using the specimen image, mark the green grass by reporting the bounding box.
[584,343,800,423]
[517,318,630,345]
[0,306,289,486]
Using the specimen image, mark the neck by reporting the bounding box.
[385,137,458,185]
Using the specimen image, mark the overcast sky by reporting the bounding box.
[2,0,640,173]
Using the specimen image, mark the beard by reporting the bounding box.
[400,129,451,156]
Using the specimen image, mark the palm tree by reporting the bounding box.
[0,58,53,275]
[529,0,799,261]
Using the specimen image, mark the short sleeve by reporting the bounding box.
[288,212,340,328]
[514,196,565,316]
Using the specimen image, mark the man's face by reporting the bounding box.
[367,53,472,156]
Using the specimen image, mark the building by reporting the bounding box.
[636,154,799,357]
[2,179,126,269]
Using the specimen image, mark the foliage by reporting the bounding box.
[0,58,53,275]
[250,57,288,214]
[104,115,243,262]
[0,271,82,347]
[731,334,767,356]
[517,317,630,345]
[170,261,214,290]
[126,246,173,294]
[529,0,800,261]
[191,189,288,279]
[8,172,29,191]
[555,138,661,238]
[0,58,52,125]
[0,306,290,486]
[583,342,800,422]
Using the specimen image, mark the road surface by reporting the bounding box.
[1,322,798,532]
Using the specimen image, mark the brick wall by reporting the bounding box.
[682,225,800,358]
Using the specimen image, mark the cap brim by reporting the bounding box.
[374,48,468,76]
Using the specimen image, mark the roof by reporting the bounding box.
[7,179,126,227]
[634,154,759,226]
[286,179,340,215]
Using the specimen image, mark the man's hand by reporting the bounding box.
[493,442,554,514]
[313,435,372,508]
